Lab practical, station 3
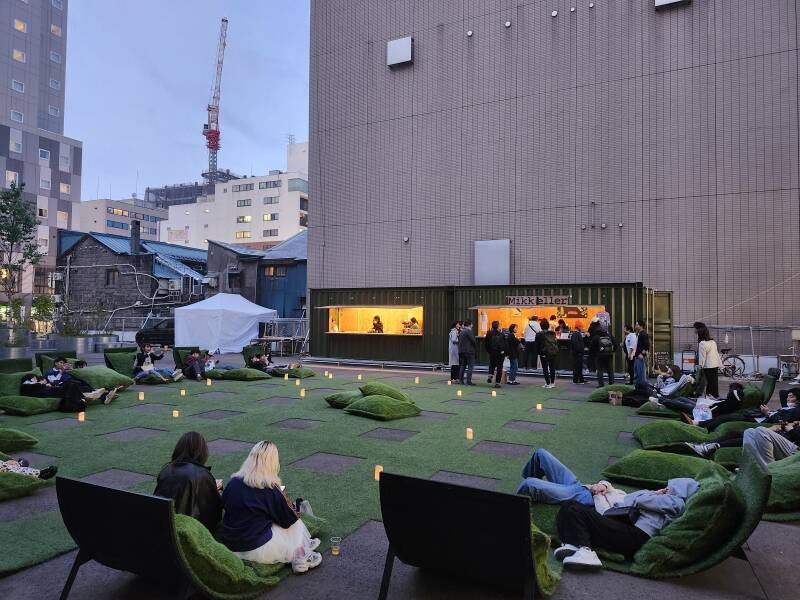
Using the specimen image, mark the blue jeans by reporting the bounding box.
[458,353,475,383]
[634,356,647,385]
[135,368,174,381]
[508,358,518,382]
[516,449,593,505]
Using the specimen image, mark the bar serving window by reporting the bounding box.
[323,306,423,335]
[472,305,606,337]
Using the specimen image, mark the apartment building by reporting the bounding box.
[74,198,167,240]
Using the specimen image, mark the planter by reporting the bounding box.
[0,346,31,360]
[29,338,57,351]
[48,336,95,355]
[92,335,120,346]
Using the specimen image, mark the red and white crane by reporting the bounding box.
[202,17,228,183]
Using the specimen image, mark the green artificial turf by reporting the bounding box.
[0,372,648,586]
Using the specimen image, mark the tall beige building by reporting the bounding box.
[73,198,167,240]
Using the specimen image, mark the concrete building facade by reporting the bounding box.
[74,198,167,240]
[309,0,800,344]
[0,0,82,299]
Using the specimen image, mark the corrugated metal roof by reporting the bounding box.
[262,231,307,262]
[89,232,138,255]
[208,240,268,258]
[153,260,183,280]
[141,240,207,263]
[58,230,87,256]
[154,254,205,282]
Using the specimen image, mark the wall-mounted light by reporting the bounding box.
[571,7,576,12]
[589,2,594,7]
[618,223,624,228]
[601,223,607,229]
[581,224,587,230]
[402,236,410,243]
[551,10,558,17]
[504,21,512,28]
[466,30,473,37]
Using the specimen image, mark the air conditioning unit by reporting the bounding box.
[168,279,182,292]
[207,277,218,288]
[51,272,64,281]
[53,294,63,304]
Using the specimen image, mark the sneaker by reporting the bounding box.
[577,381,586,385]
[196,375,202,381]
[38,466,58,480]
[82,388,107,401]
[541,384,550,388]
[648,397,664,408]
[172,371,184,382]
[547,383,556,389]
[563,547,603,570]
[103,387,120,405]
[487,377,493,384]
[508,381,520,385]
[292,551,322,574]
[553,544,578,561]
[684,442,719,458]
[493,383,501,389]
[308,538,321,551]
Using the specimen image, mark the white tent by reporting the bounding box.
[174,293,277,354]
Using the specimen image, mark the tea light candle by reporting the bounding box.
[324,370,329,377]
[300,388,306,398]
[138,391,145,401]
[330,537,342,556]
[206,378,212,386]
[414,376,419,384]
[374,465,383,481]
[456,389,462,397]
[491,390,497,397]
[466,427,473,440]
[179,388,186,397]
[284,373,289,380]
[295,379,300,386]
[447,380,452,386]
[172,409,180,418]
[357,374,363,381]
[328,373,334,380]
[77,411,86,422]
[536,403,543,411]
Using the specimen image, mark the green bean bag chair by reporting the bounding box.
[634,419,761,452]
[0,395,60,416]
[763,451,800,519]
[0,470,49,501]
[0,428,38,452]
[173,347,207,371]
[635,403,683,419]
[34,350,77,373]
[270,366,315,379]
[600,448,770,579]
[241,344,268,368]
[712,447,742,471]
[602,450,731,489]
[69,366,134,390]
[0,369,41,397]
[103,351,137,378]
[588,384,635,402]
[359,382,410,403]
[325,390,363,409]
[206,368,271,381]
[0,358,33,374]
[345,395,420,421]
[40,356,79,374]
[174,512,325,599]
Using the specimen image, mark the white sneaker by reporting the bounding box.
[648,397,663,408]
[548,383,556,389]
[553,544,578,561]
[83,388,106,401]
[292,551,322,574]
[172,371,184,382]
[541,384,550,388]
[308,537,321,551]
[562,547,602,570]
[104,387,120,405]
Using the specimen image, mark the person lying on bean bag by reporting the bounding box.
[685,423,799,463]
[1,458,57,480]
[683,388,800,432]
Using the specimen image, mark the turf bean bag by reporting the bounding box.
[635,404,682,419]
[0,395,60,416]
[34,350,77,373]
[206,368,271,381]
[602,450,731,488]
[634,420,761,452]
[740,384,764,409]
[39,356,79,374]
[0,450,9,461]
[0,428,38,452]
[359,382,410,403]
[325,390,363,409]
[712,447,742,471]
[0,470,49,501]
[0,358,33,374]
[345,395,420,421]
[173,347,207,371]
[0,369,41,397]
[103,351,137,377]
[764,451,800,516]
[69,366,134,390]
[174,512,325,599]
[136,373,173,385]
[588,384,634,402]
[629,463,744,576]
[269,366,315,379]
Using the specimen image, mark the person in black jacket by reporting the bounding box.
[458,320,477,385]
[506,324,521,385]
[135,343,183,382]
[485,321,505,388]
[154,431,223,532]
[591,326,617,387]
[569,326,586,384]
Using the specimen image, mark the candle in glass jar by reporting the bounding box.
[206,378,212,386]
[414,376,419,384]
[172,409,180,418]
[300,388,306,398]
[491,390,497,397]
[456,389,462,397]
[284,373,289,380]
[179,388,186,397]
[77,411,85,422]
[374,465,383,480]
[138,391,145,401]
[536,403,543,411]
[295,379,300,386]
[466,427,473,440]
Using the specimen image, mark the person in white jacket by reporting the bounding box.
[522,315,541,370]
[697,326,722,398]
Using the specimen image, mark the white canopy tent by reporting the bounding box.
[174,293,277,354]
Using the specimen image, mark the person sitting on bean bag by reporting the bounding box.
[135,344,184,383]
[1,457,57,480]
[21,374,88,412]
[47,357,116,404]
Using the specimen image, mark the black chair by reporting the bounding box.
[56,476,198,600]
[378,472,538,599]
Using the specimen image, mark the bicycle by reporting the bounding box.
[718,348,746,378]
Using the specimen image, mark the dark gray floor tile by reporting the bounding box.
[0,486,57,522]
[617,431,636,445]
[260,397,298,406]
[14,451,58,466]
[529,407,570,415]
[503,420,556,432]
[32,417,86,430]
[289,452,364,474]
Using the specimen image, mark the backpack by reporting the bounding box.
[490,331,506,354]
[597,335,614,355]
[542,331,559,357]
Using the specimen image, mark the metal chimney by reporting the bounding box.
[130,220,141,254]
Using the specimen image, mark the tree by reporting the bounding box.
[0,183,44,335]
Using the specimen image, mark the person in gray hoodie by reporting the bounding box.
[554,477,700,569]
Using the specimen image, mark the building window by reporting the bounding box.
[39,149,51,161]
[259,180,281,189]
[51,24,62,37]
[232,183,254,192]
[264,265,287,277]
[14,19,27,33]
[236,215,252,223]
[288,178,308,193]
[11,80,24,93]
[57,210,68,226]
[9,140,22,154]
[106,220,130,230]
[52,0,64,8]
[59,182,70,194]
[235,231,252,239]
[49,51,61,64]
[236,199,252,207]
[300,197,309,211]
[263,196,279,205]
[299,213,308,227]
[34,267,54,296]
[40,178,51,190]
[107,207,129,217]
[49,78,61,90]
[10,110,23,123]
[263,213,279,221]
[105,269,119,287]
[263,229,279,237]
[38,208,48,218]
[12,49,26,63]
[147,227,157,235]
[228,272,242,289]
[48,105,60,116]
[5,171,19,188]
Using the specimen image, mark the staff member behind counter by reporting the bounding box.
[369,315,384,333]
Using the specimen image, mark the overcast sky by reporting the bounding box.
[65,0,310,200]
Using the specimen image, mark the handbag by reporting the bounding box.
[603,505,640,525]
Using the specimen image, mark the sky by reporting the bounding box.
[64,0,310,201]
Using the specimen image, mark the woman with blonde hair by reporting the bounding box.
[220,441,322,573]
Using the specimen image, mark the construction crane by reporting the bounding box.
[202,17,228,184]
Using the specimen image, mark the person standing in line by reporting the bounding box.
[485,321,505,388]
[458,320,477,385]
[536,320,559,388]
[548,315,559,333]
[623,324,637,384]
[506,324,521,385]
[523,315,541,371]
[633,319,650,385]
[569,326,586,384]
[697,326,721,399]
[448,321,462,383]
[587,317,601,373]
[592,325,617,387]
